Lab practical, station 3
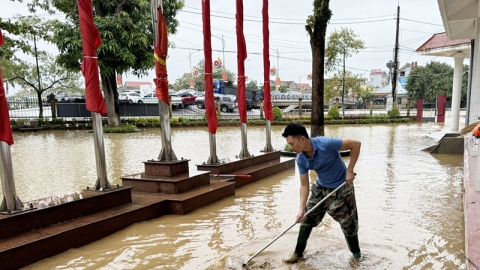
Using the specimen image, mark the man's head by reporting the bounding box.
[282,123,309,154]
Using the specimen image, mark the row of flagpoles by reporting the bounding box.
[0,0,277,212]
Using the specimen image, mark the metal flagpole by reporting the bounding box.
[0,142,24,212]
[92,112,111,190]
[152,0,177,162]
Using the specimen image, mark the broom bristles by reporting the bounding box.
[460,121,480,135]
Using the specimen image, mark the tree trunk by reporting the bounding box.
[101,73,120,127]
[37,91,44,118]
[307,0,331,137]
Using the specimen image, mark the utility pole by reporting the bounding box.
[392,5,400,105]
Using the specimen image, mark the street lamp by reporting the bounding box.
[270,48,281,91]
[188,50,202,89]
[212,34,227,80]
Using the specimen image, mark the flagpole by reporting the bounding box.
[157,101,177,161]
[152,0,177,162]
[236,0,251,158]
[92,112,111,190]
[203,0,220,164]
[262,0,273,152]
[0,142,24,212]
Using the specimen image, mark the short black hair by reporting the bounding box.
[282,123,309,138]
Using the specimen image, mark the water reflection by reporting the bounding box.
[1,123,465,269]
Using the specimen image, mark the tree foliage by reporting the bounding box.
[306,0,331,137]
[325,27,365,73]
[406,61,468,101]
[324,70,364,102]
[246,79,258,90]
[1,16,82,117]
[28,0,184,126]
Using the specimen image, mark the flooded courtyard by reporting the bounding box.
[1,122,465,269]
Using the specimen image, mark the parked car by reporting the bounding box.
[170,94,183,109]
[195,94,237,112]
[119,92,143,104]
[55,92,85,103]
[140,93,183,109]
[140,93,158,103]
[176,92,197,108]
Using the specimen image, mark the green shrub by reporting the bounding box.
[327,107,341,119]
[103,124,138,133]
[284,143,294,152]
[388,107,400,118]
[273,107,283,121]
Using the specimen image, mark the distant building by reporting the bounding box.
[296,83,312,94]
[369,69,389,88]
[122,81,152,92]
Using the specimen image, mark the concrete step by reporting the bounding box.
[208,156,295,188]
[0,182,234,270]
[0,187,132,241]
[121,170,211,194]
[196,151,283,174]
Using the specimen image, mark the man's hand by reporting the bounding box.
[296,210,306,223]
[346,171,356,185]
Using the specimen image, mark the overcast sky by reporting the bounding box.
[2,0,458,92]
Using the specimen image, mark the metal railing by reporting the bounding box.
[7,100,461,121]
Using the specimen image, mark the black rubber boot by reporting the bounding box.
[294,225,313,256]
[283,225,313,264]
[345,234,361,258]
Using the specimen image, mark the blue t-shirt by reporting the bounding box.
[296,136,346,188]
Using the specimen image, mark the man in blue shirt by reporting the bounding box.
[282,123,361,263]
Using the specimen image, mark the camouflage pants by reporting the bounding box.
[301,182,359,236]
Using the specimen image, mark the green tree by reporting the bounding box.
[406,61,456,101]
[324,70,363,108]
[1,16,82,117]
[306,0,331,137]
[175,59,236,91]
[29,0,184,127]
[325,27,365,116]
[246,79,258,90]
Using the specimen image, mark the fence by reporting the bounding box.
[7,100,460,121]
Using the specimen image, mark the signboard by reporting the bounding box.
[398,77,408,89]
[116,75,122,86]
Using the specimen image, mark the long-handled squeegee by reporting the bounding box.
[242,181,348,267]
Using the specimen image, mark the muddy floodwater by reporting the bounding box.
[2,122,465,269]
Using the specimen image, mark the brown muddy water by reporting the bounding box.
[1,122,465,269]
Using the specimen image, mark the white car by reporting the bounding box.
[119,92,143,104]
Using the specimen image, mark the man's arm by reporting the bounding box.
[296,173,310,223]
[341,139,361,184]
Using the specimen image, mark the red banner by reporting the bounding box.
[0,29,14,145]
[262,0,273,121]
[78,0,107,115]
[153,4,169,104]
[203,0,217,134]
[236,0,247,123]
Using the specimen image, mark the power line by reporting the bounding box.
[400,18,444,27]
[179,10,395,25]
[183,5,395,22]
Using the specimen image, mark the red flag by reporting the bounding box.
[153,3,169,104]
[236,0,247,123]
[0,29,14,145]
[203,0,217,134]
[262,0,273,121]
[78,0,106,115]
